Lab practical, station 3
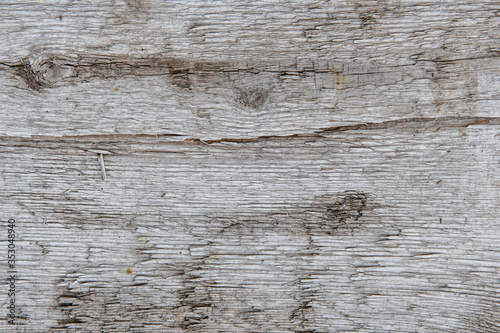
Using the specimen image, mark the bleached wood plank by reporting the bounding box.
[1,0,500,332]
[1,120,499,332]
[2,1,500,138]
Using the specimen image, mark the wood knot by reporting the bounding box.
[325,191,367,223]
[125,0,146,12]
[17,54,73,91]
[312,190,368,235]
[236,87,271,110]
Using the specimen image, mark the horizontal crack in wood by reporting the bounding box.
[0,116,497,145]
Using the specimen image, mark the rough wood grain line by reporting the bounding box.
[3,53,230,91]
[0,124,499,332]
[0,116,497,145]
[2,50,432,92]
[14,51,498,90]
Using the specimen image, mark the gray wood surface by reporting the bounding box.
[1,1,499,332]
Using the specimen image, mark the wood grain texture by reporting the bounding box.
[2,1,500,138]
[1,1,500,332]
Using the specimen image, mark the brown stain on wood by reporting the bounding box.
[12,52,228,91]
[331,65,345,90]
[352,2,377,29]
[216,190,371,238]
[349,0,401,29]
[429,58,484,114]
[109,0,149,24]
[10,51,341,92]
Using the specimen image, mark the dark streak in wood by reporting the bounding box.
[0,116,495,146]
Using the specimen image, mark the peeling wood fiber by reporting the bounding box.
[1,0,500,332]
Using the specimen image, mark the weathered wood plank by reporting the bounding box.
[2,1,500,138]
[1,1,500,332]
[1,120,499,332]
